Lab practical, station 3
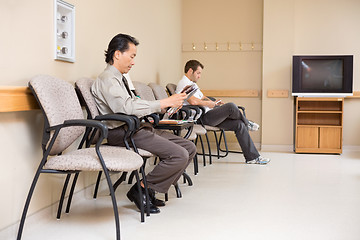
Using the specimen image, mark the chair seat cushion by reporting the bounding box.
[137,148,154,158]
[193,125,207,135]
[45,146,143,172]
[204,125,221,131]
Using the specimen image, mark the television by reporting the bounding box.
[292,55,353,97]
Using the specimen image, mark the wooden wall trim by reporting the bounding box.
[1,87,360,112]
[0,87,39,112]
[345,91,360,99]
[267,90,289,98]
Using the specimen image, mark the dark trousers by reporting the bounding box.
[108,127,196,193]
[200,102,260,161]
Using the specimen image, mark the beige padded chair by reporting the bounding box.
[17,75,144,240]
[75,78,153,199]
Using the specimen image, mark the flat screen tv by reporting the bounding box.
[292,55,353,97]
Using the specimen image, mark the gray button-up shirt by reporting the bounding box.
[91,64,161,129]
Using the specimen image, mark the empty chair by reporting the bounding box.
[17,75,144,240]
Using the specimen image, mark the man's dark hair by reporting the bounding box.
[184,60,204,73]
[105,33,139,64]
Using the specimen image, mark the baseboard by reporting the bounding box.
[342,145,360,152]
[260,144,294,152]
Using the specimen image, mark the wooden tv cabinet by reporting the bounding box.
[294,97,343,154]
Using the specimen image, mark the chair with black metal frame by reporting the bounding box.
[150,82,208,175]
[132,81,193,198]
[17,75,144,240]
[75,78,154,210]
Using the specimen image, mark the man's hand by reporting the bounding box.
[215,99,224,106]
[160,92,186,109]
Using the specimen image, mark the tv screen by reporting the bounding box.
[292,55,353,97]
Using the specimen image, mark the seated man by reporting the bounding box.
[91,33,196,214]
[176,60,270,165]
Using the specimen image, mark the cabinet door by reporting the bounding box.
[319,127,341,149]
[297,127,318,148]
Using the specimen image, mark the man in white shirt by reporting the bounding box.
[176,60,270,164]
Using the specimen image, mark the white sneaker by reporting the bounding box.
[246,156,270,165]
[248,120,259,131]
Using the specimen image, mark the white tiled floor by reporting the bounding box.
[3,151,360,240]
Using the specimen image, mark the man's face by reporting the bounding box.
[189,66,202,83]
[116,43,137,74]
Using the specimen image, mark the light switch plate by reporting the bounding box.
[54,0,75,62]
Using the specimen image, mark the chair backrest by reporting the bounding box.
[75,78,102,144]
[166,83,177,96]
[29,75,85,155]
[132,81,156,101]
[75,78,99,119]
[148,83,169,100]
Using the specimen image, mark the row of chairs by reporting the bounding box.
[17,76,244,240]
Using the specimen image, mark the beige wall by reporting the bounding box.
[2,0,360,233]
[0,0,182,230]
[182,0,263,145]
[262,0,360,149]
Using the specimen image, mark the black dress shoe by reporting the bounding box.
[148,188,166,207]
[126,183,160,214]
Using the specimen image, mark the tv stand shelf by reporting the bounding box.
[295,97,343,154]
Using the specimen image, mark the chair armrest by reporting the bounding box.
[95,113,136,131]
[52,119,109,143]
[182,105,201,120]
[142,113,160,126]
[176,107,191,120]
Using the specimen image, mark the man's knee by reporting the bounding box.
[226,102,238,111]
[171,145,191,167]
[187,141,197,160]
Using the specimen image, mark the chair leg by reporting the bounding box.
[56,174,71,219]
[191,138,198,175]
[198,135,207,166]
[113,172,128,191]
[65,172,79,214]
[219,130,243,155]
[182,172,193,186]
[213,131,220,159]
[193,153,199,175]
[128,157,147,185]
[17,168,43,240]
[204,132,212,164]
[134,170,145,223]
[93,171,102,198]
[139,166,150,217]
[100,167,120,240]
[174,183,182,198]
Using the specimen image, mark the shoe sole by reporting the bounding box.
[246,160,270,165]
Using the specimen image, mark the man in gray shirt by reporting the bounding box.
[91,34,196,214]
